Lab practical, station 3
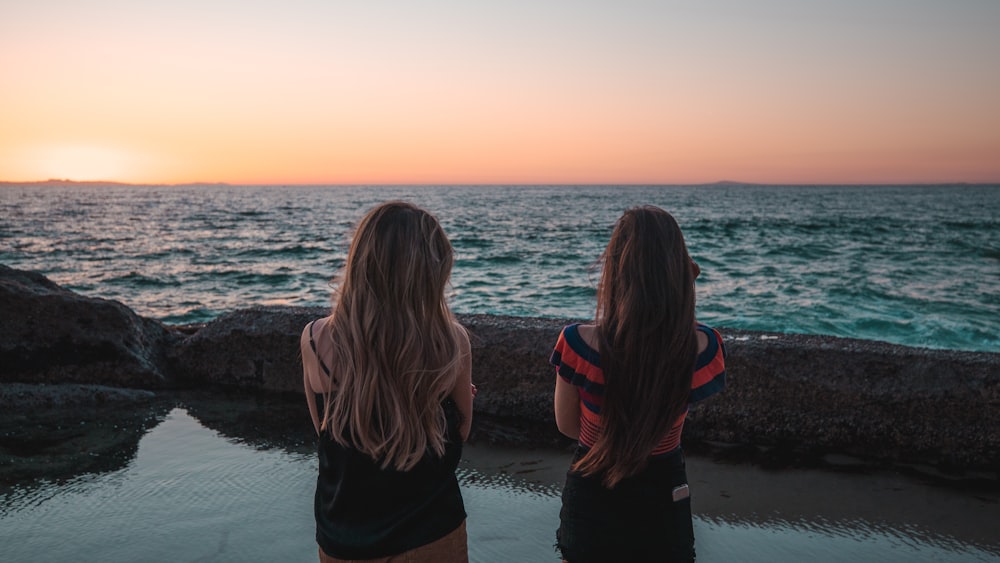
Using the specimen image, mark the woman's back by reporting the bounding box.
[551,205,727,562]
[301,201,473,562]
[313,396,466,559]
[551,322,725,456]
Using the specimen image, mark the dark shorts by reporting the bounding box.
[556,449,695,563]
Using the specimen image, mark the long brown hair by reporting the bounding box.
[320,201,464,471]
[573,205,698,487]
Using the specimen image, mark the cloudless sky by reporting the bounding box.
[1,0,998,184]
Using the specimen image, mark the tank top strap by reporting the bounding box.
[308,320,333,377]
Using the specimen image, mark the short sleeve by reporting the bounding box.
[549,324,604,393]
[690,325,726,403]
[550,326,584,385]
[549,329,569,377]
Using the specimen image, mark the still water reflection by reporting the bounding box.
[1,407,997,562]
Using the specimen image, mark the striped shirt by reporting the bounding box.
[550,323,727,456]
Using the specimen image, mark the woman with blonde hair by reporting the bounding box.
[301,201,474,562]
[550,205,727,562]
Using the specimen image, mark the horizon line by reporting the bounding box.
[3,178,999,188]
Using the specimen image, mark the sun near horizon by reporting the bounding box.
[2,1,999,186]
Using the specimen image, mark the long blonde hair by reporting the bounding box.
[321,201,464,471]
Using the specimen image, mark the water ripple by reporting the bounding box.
[2,184,998,352]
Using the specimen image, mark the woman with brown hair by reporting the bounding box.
[550,205,727,562]
[301,201,474,562]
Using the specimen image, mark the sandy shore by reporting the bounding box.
[460,442,1000,554]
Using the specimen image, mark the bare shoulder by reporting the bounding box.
[300,316,330,346]
[696,326,709,354]
[299,319,313,350]
[451,319,471,352]
[302,316,335,394]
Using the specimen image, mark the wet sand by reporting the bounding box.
[460,442,1000,555]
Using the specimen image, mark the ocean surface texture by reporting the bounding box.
[1,184,997,352]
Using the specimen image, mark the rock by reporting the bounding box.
[167,308,571,443]
[167,305,328,393]
[177,389,316,455]
[686,329,1000,470]
[0,265,178,388]
[2,266,998,471]
[0,383,168,486]
[0,382,157,410]
[460,314,574,447]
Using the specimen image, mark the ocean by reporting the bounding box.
[1,183,997,352]
[3,184,999,561]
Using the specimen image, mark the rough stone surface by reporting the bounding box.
[2,266,998,470]
[0,383,167,486]
[167,305,328,393]
[691,329,1000,469]
[0,265,178,388]
[460,314,575,446]
[0,382,157,410]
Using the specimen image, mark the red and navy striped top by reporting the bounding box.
[550,323,727,456]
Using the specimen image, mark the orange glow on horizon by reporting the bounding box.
[1,2,998,185]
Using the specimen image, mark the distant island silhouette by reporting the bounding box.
[0,179,990,187]
[0,179,231,187]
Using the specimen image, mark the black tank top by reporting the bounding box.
[314,398,466,559]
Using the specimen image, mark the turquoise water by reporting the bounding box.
[1,183,997,352]
[1,406,996,562]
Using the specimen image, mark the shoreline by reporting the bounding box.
[3,397,997,562]
[2,264,998,477]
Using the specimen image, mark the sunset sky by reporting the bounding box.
[1,0,998,185]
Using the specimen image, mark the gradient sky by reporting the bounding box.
[1,0,998,184]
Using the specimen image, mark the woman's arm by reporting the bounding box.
[301,319,334,435]
[449,322,474,442]
[554,375,581,440]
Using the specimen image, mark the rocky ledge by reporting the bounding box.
[2,265,998,474]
